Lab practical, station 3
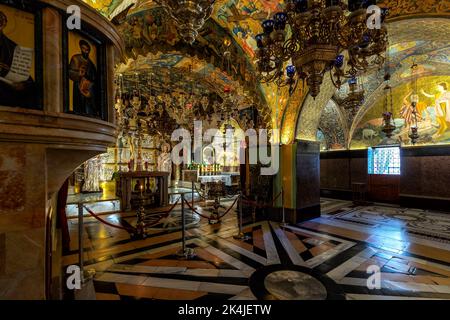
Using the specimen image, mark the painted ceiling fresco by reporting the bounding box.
[115,6,257,91]
[314,17,450,150]
[83,0,450,147]
[351,75,450,148]
[83,0,292,132]
[82,0,126,18]
[110,5,273,126]
[116,53,254,106]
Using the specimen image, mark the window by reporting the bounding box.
[368,147,401,175]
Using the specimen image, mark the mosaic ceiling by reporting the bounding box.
[82,0,294,131]
[83,0,450,146]
[318,100,347,150]
[296,16,450,148]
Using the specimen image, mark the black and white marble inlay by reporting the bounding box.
[264,270,328,300]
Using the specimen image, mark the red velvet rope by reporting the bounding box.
[143,197,181,228]
[83,206,136,232]
[183,196,239,220]
[241,190,283,208]
[193,184,209,200]
[183,199,212,219]
[218,196,239,218]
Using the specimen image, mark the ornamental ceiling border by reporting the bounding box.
[379,0,450,21]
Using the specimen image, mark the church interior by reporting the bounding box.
[1,0,450,302]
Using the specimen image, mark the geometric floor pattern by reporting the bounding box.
[63,198,450,300]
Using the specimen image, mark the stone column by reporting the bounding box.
[0,143,47,299]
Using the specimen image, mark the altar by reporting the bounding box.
[116,171,169,211]
[197,174,240,187]
[198,175,230,186]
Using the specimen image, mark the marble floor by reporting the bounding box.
[62,198,450,300]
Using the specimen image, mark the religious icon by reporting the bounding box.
[0,5,36,108]
[68,32,99,116]
[82,155,102,192]
[157,142,172,183]
[400,90,423,129]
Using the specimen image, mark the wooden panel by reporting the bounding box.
[296,140,320,210]
[401,155,450,199]
[320,158,350,190]
[368,174,400,203]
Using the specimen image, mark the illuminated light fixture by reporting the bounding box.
[155,0,216,44]
[255,0,388,98]
[335,75,365,115]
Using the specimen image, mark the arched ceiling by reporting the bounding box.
[348,17,450,144]
[296,16,450,146]
[82,0,450,144]
[318,100,348,150]
[82,0,290,129]
[116,53,255,106]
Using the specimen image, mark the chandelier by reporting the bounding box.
[155,0,216,44]
[335,76,365,115]
[213,86,240,122]
[255,0,388,98]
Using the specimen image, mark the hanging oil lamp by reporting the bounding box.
[408,62,420,145]
[381,73,396,138]
[381,36,395,139]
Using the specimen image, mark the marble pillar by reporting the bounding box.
[0,143,47,299]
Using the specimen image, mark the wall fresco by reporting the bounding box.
[350,75,450,149]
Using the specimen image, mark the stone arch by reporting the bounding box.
[317,99,348,150]
[294,76,338,141]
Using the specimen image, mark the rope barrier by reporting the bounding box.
[166,197,182,214]
[83,205,136,232]
[240,190,283,209]
[83,197,182,232]
[142,196,181,217]
[142,197,181,228]
[183,198,213,220]
[193,183,209,200]
[218,196,239,219]
[183,196,239,220]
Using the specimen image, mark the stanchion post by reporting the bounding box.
[234,192,250,241]
[78,204,95,284]
[182,193,186,252]
[280,188,288,227]
[192,181,195,209]
[177,193,195,259]
[78,203,85,283]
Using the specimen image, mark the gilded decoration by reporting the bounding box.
[82,1,450,145]
[378,0,450,20]
[317,100,347,150]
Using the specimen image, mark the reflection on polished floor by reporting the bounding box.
[62,198,450,300]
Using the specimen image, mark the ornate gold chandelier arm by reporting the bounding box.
[255,1,388,97]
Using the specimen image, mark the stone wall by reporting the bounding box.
[320,146,450,211]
